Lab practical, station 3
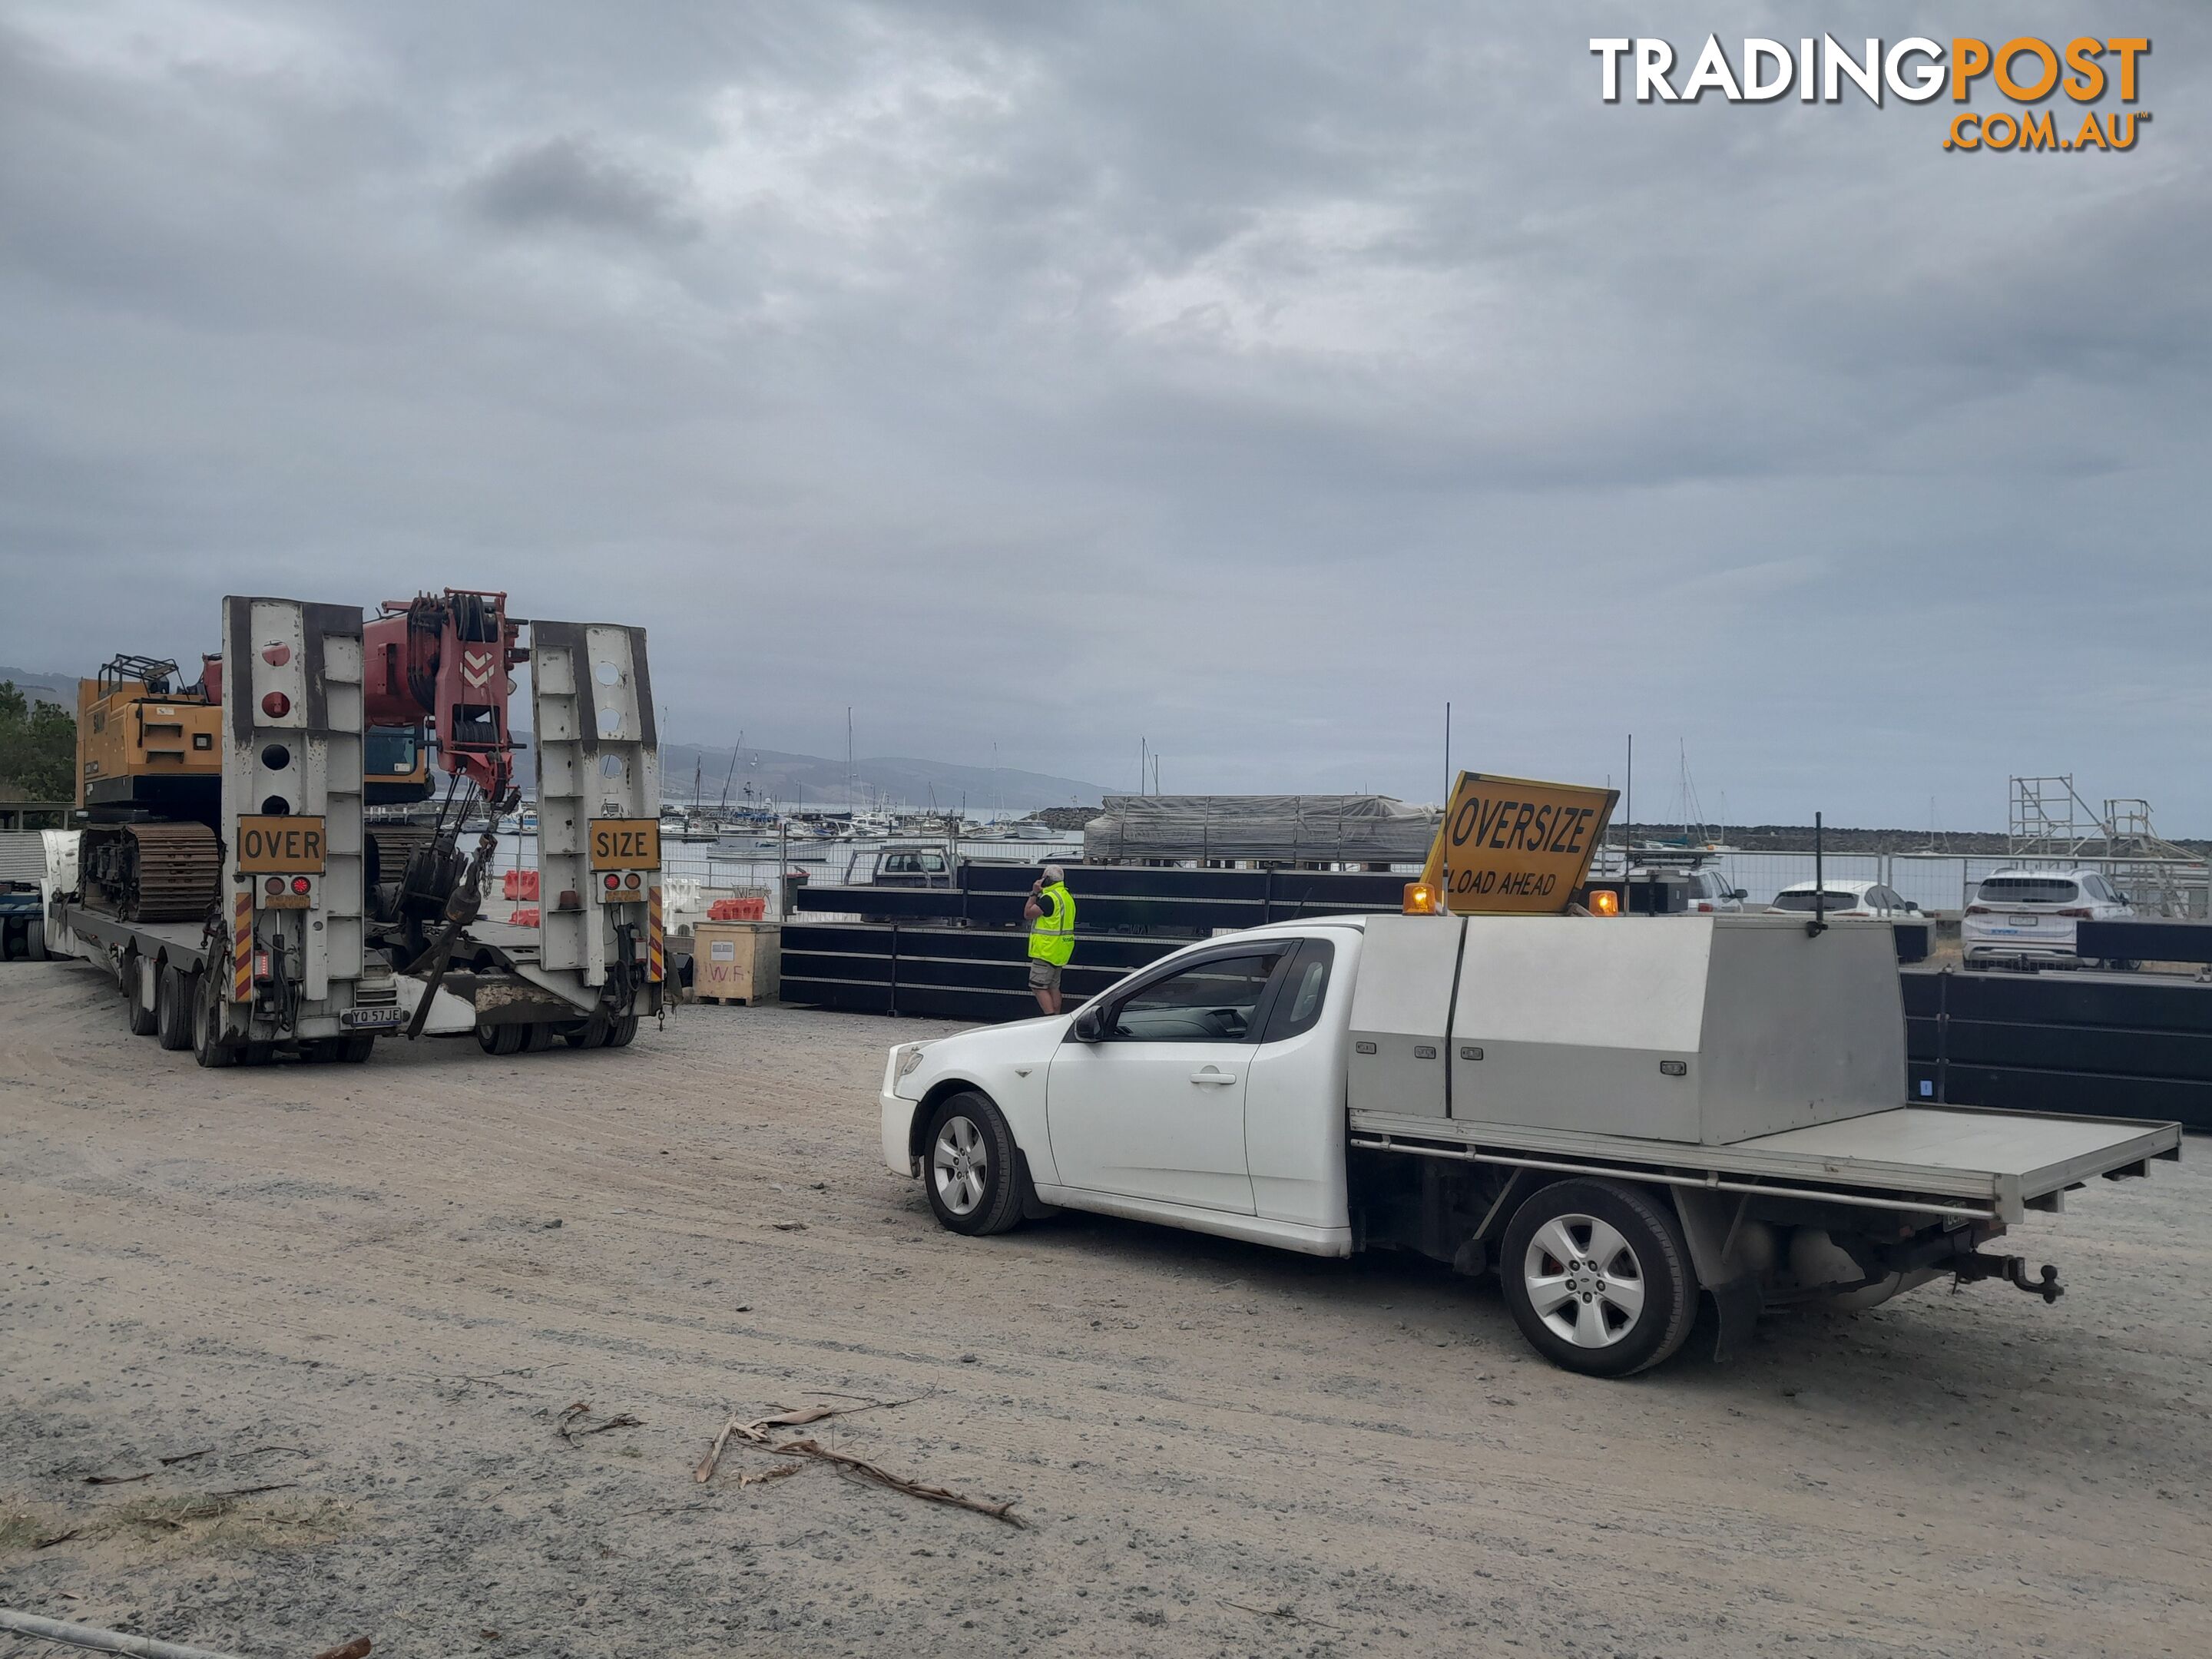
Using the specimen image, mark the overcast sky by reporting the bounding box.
[2,2,2206,827]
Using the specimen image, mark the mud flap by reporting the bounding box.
[1709,1273,1763,1362]
[1017,1149,1058,1220]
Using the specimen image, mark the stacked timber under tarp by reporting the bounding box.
[1084,793,1440,867]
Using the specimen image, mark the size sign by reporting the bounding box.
[236,816,326,874]
[588,818,661,871]
[1420,773,1618,915]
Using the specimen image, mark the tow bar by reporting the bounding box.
[1956,1253,2065,1303]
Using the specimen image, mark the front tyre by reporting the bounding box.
[1499,1179,1696,1379]
[923,1092,1025,1237]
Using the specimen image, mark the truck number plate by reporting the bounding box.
[237,816,327,873]
[589,819,661,871]
[341,1008,404,1030]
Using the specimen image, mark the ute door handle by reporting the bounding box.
[1190,1066,1239,1085]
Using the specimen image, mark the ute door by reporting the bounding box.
[1045,945,1292,1214]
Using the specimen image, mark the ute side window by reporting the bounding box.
[1109,951,1285,1044]
[1260,938,1336,1043]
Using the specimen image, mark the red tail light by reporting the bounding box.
[1696,902,1714,912]
[1965,905,1991,916]
[290,876,311,895]
[2057,907,2093,919]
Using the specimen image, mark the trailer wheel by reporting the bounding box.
[922,1091,1026,1237]
[193,973,239,1070]
[155,965,193,1051]
[124,955,160,1037]
[522,1023,558,1053]
[476,1020,526,1057]
[22,918,46,962]
[602,1015,639,1049]
[1500,1179,1696,1379]
[559,1021,597,1049]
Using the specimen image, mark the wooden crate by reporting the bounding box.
[693,921,780,1005]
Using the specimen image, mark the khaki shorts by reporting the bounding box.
[1028,958,1064,992]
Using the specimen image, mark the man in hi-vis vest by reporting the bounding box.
[1024,863,1077,1014]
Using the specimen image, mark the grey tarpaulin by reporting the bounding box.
[1083,795,1441,866]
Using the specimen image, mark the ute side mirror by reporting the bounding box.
[1071,1006,1104,1043]
[1731,888,1750,902]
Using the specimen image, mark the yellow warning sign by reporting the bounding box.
[1419,773,1618,914]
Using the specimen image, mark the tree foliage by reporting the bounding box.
[0,682,76,801]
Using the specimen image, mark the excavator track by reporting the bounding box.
[79,822,223,922]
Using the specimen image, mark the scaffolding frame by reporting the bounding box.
[2007,776,2201,916]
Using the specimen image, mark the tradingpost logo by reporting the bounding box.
[1590,35,2151,151]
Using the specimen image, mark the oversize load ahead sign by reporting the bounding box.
[1419,773,1618,914]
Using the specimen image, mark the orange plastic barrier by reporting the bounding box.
[508,907,540,926]
[503,869,541,900]
[708,896,767,921]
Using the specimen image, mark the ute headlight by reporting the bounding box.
[895,1043,930,1081]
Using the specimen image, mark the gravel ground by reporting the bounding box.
[2,956,2209,1659]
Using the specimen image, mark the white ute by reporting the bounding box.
[882,912,2182,1377]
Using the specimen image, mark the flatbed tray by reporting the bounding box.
[1348,1104,2184,1222]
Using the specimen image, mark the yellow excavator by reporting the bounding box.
[75,652,432,922]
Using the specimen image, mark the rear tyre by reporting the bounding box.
[339,1033,376,1063]
[1499,1179,1696,1379]
[561,1021,601,1050]
[125,955,160,1037]
[602,1014,639,1049]
[23,918,46,962]
[193,973,238,1070]
[922,1091,1025,1237]
[522,1023,558,1053]
[155,965,193,1051]
[475,1021,526,1056]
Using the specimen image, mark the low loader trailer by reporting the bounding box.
[45,595,666,1063]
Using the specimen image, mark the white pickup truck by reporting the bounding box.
[881,912,2183,1376]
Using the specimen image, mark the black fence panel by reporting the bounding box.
[796,863,1412,937]
[2077,918,2212,965]
[1905,966,2212,1131]
[1945,970,2212,1036]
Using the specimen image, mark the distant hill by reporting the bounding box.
[0,667,73,707]
[527,736,1109,814]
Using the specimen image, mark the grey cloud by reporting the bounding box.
[0,2,2207,828]
[469,135,694,240]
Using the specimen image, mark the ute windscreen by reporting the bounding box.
[1771,890,1862,912]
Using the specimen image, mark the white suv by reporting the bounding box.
[1767,879,1919,920]
[1962,868,2132,970]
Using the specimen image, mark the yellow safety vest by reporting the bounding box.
[1028,881,1076,965]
